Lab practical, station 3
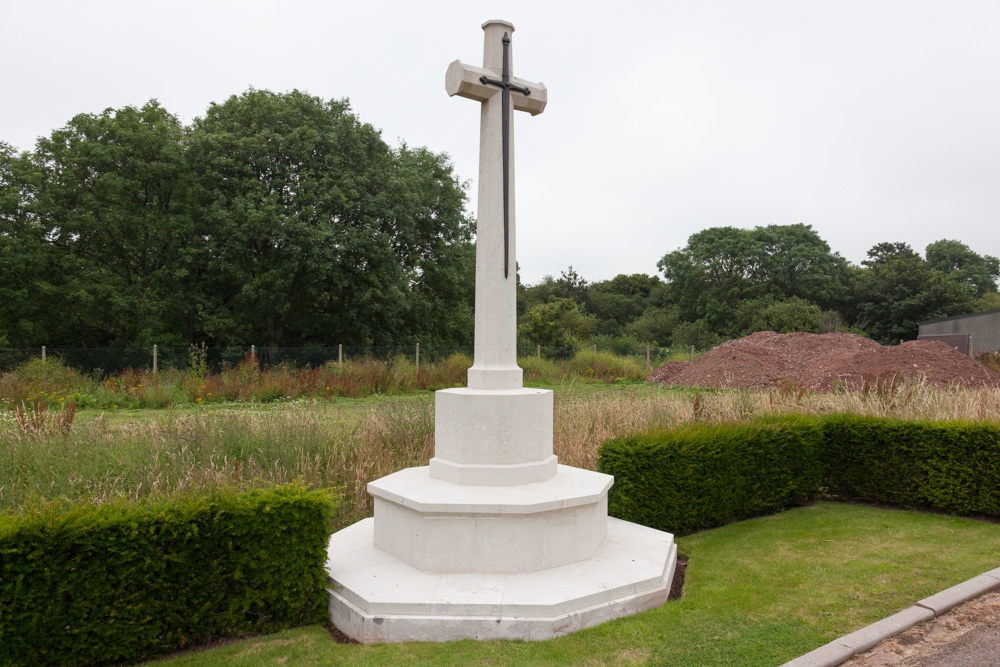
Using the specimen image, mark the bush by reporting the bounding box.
[567,349,646,383]
[599,416,824,536]
[599,415,1000,537]
[0,484,337,667]
[821,415,1000,515]
[0,358,95,408]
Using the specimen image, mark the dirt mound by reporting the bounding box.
[646,332,1000,391]
[645,360,691,384]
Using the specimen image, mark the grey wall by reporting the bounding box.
[919,310,1000,356]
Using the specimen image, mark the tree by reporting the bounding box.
[974,292,1000,312]
[623,306,680,346]
[657,224,849,333]
[187,90,473,348]
[0,141,55,346]
[518,297,596,349]
[734,296,823,335]
[851,242,975,344]
[753,224,851,309]
[588,274,664,337]
[925,239,999,298]
[14,103,194,346]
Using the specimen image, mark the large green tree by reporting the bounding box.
[657,224,849,333]
[925,239,999,298]
[187,89,473,348]
[7,103,194,346]
[850,242,975,344]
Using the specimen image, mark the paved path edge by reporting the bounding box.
[781,567,1000,667]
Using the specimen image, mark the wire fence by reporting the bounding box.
[0,343,702,377]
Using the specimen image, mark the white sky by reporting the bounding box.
[3,0,999,285]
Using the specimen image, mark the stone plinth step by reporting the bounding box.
[326,516,676,643]
[368,464,612,516]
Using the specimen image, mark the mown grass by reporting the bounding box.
[145,502,1000,666]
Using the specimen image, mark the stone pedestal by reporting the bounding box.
[325,384,677,642]
[324,19,676,643]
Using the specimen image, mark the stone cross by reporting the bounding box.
[446,20,547,391]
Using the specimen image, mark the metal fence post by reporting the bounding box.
[646,344,650,369]
[251,344,256,361]
[415,343,420,371]
[537,344,540,359]
[338,343,342,366]
[153,344,158,375]
[690,345,695,362]
[42,346,46,362]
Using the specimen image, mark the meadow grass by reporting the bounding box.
[4,382,1000,520]
[145,501,1000,666]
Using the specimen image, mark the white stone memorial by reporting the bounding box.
[325,20,677,643]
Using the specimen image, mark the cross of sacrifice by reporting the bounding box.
[446,20,547,391]
[446,21,547,279]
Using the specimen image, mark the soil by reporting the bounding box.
[646,332,1000,391]
[668,555,688,601]
[843,590,1000,666]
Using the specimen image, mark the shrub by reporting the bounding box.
[599,414,1000,537]
[10,358,91,393]
[599,416,823,536]
[979,350,1000,375]
[821,414,1000,515]
[0,484,337,667]
[567,349,646,383]
[518,354,564,382]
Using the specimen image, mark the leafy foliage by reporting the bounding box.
[657,224,850,333]
[518,297,595,348]
[850,242,975,343]
[0,93,473,348]
[925,239,1000,298]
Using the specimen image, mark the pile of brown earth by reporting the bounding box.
[646,331,1000,391]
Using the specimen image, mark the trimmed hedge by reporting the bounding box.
[599,416,824,536]
[823,415,1000,515]
[599,414,1000,536]
[0,484,337,667]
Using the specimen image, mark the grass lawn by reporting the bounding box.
[148,501,1000,666]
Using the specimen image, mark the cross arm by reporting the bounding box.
[445,60,547,116]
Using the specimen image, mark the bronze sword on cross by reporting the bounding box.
[445,28,547,280]
[478,32,530,279]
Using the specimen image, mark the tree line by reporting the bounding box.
[0,91,475,349]
[518,226,999,349]
[3,93,997,350]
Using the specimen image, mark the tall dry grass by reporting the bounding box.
[3,383,999,525]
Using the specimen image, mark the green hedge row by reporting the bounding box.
[599,414,1000,536]
[0,484,337,667]
[823,414,1000,515]
[599,416,824,536]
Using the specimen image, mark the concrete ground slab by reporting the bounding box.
[326,516,676,642]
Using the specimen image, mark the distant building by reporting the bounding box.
[918,309,1000,356]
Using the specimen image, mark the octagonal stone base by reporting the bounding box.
[326,516,676,643]
[369,465,611,574]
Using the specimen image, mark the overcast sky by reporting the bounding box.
[3,1,998,285]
